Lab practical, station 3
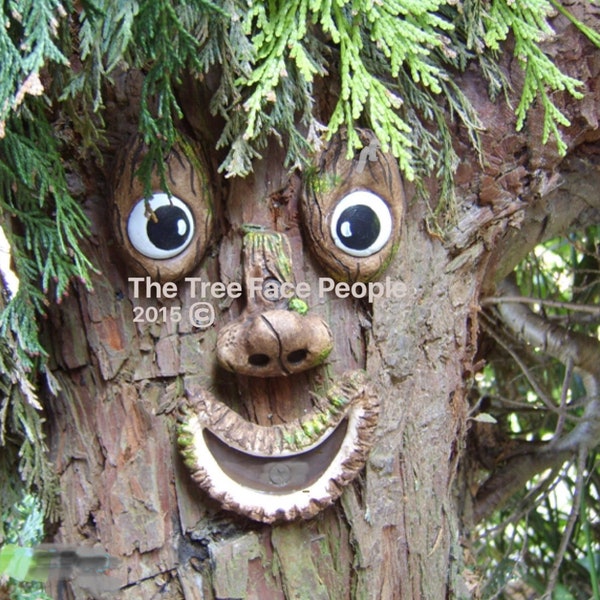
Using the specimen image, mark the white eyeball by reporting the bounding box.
[127,193,195,259]
[330,191,393,257]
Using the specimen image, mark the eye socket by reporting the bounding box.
[330,191,392,257]
[127,193,195,259]
[113,136,214,282]
[302,128,404,282]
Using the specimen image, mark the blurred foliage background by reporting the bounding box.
[0,494,51,600]
[474,224,600,599]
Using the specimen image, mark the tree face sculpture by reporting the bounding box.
[2,4,598,598]
[110,129,404,523]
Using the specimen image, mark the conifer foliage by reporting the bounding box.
[0,0,597,513]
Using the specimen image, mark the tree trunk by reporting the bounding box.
[45,158,479,600]
[42,8,600,599]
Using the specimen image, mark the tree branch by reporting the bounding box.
[481,295,600,315]
[487,156,600,285]
[496,275,600,453]
[496,276,600,379]
[474,450,571,523]
[474,274,600,521]
[542,447,587,599]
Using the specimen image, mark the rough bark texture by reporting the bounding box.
[42,5,600,599]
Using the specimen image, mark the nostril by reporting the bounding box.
[248,353,271,367]
[287,349,308,364]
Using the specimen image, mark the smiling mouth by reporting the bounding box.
[177,370,379,523]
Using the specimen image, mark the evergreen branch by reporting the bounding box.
[128,0,226,192]
[0,302,59,520]
[549,0,600,49]
[323,0,455,181]
[0,105,95,362]
[484,0,585,155]
[209,0,593,182]
[217,0,328,176]
[220,0,458,180]
[60,0,139,111]
[0,0,69,136]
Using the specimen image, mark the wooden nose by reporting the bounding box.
[216,310,333,377]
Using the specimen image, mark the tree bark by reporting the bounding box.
[46,162,485,600]
[41,6,600,600]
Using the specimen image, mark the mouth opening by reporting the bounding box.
[204,419,349,494]
[178,370,379,523]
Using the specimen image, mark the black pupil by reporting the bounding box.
[336,205,380,250]
[147,205,190,251]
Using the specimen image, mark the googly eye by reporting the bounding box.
[127,193,195,259]
[330,191,392,257]
[301,130,404,282]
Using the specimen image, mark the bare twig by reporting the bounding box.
[496,276,600,378]
[478,463,567,534]
[481,295,600,315]
[480,312,564,415]
[550,358,574,446]
[474,450,570,523]
[542,448,587,599]
[496,275,600,453]
[474,275,600,520]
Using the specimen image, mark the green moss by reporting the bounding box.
[271,525,329,600]
[283,432,296,447]
[330,394,349,409]
[244,231,294,283]
[302,420,316,438]
[313,345,333,367]
[294,429,311,447]
[288,297,309,315]
[177,431,194,447]
[307,170,343,196]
